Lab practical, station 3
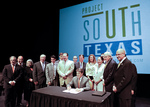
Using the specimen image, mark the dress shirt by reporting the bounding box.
[79,62,83,68]
[52,62,56,77]
[119,57,127,64]
[40,61,45,71]
[18,62,23,66]
[78,76,83,82]
[9,64,16,84]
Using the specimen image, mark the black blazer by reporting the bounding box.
[131,64,137,91]
[24,66,35,90]
[114,58,133,99]
[3,64,23,89]
[103,58,117,92]
[33,61,49,85]
[74,62,86,76]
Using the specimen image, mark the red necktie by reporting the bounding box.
[78,79,80,88]
[30,68,33,71]
[12,66,15,73]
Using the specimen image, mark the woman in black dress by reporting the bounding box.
[24,59,34,107]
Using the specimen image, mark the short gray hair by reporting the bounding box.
[104,52,112,57]
[9,56,16,60]
[26,59,33,65]
[40,54,46,58]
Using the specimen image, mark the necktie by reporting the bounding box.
[80,63,82,68]
[117,62,121,68]
[78,79,80,88]
[12,65,15,73]
[42,63,45,71]
[104,63,108,70]
[30,68,33,71]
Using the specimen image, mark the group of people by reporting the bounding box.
[2,48,137,107]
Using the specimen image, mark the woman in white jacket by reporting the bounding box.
[93,56,105,91]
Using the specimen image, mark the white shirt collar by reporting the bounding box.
[78,76,83,81]
[64,59,69,63]
[11,64,16,67]
[40,61,45,65]
[120,57,126,64]
[51,62,56,65]
[18,62,23,66]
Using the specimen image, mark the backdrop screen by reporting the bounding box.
[59,0,150,74]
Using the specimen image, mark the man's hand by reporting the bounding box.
[67,86,71,91]
[63,76,67,79]
[48,82,51,86]
[76,88,84,92]
[131,90,134,95]
[113,86,117,93]
[34,81,38,85]
[29,78,33,82]
[10,81,15,86]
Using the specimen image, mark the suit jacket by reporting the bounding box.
[131,64,137,92]
[33,61,49,85]
[74,62,86,76]
[3,64,23,89]
[103,58,117,92]
[67,76,90,91]
[45,62,59,86]
[114,58,133,99]
[16,63,26,86]
[24,66,35,90]
[57,60,74,86]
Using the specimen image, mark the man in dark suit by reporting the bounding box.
[16,55,26,106]
[67,68,90,92]
[131,64,137,107]
[3,56,23,107]
[103,52,117,92]
[33,54,49,89]
[74,55,86,76]
[113,49,134,107]
[46,55,59,86]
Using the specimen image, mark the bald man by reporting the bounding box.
[57,53,74,87]
[16,56,26,106]
[113,49,134,107]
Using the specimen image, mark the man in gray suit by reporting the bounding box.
[67,68,90,92]
[46,55,59,86]
[33,54,49,89]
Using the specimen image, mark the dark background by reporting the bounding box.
[1,1,150,98]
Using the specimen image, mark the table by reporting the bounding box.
[30,86,111,107]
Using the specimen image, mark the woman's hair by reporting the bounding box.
[98,56,104,62]
[26,59,33,65]
[88,54,96,64]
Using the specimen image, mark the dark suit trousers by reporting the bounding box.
[5,87,16,107]
[16,84,23,105]
[117,98,131,107]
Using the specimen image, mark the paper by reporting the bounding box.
[63,88,83,94]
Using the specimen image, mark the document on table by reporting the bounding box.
[63,88,83,94]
